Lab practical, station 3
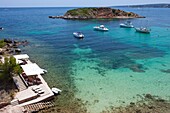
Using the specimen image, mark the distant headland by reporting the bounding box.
[116,3,170,8]
[49,7,144,20]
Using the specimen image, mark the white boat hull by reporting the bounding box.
[120,24,134,28]
[73,32,84,38]
[93,27,109,31]
[51,88,62,95]
[135,28,150,34]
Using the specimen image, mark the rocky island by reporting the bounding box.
[49,7,144,19]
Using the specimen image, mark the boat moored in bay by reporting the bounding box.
[0,27,4,30]
[120,21,134,28]
[93,25,109,31]
[73,32,84,38]
[51,87,62,95]
[135,27,151,34]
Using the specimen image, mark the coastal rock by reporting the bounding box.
[145,94,154,100]
[0,102,9,109]
[0,39,28,55]
[49,7,144,19]
[4,39,12,43]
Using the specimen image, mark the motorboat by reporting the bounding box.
[73,32,84,38]
[93,25,109,31]
[15,48,21,53]
[120,21,134,28]
[41,69,47,73]
[135,27,151,34]
[51,87,62,95]
[0,27,4,30]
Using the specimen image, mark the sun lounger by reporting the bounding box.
[34,88,43,93]
[38,90,45,94]
[32,86,41,91]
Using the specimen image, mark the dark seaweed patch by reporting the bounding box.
[160,69,170,73]
[89,66,106,76]
[126,46,166,59]
[112,55,146,72]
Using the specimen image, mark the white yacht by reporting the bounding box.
[120,21,134,28]
[93,25,109,31]
[135,27,151,34]
[73,32,84,38]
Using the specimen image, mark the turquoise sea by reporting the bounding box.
[0,7,170,112]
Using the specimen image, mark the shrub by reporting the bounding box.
[0,56,22,80]
[0,40,7,48]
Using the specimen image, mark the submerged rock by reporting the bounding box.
[160,69,170,73]
[112,55,146,72]
[145,94,154,100]
[128,64,145,72]
[102,94,170,113]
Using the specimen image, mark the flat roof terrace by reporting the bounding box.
[21,63,45,76]
[12,54,54,106]
[14,81,54,106]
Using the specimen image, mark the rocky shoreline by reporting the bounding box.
[0,38,28,110]
[49,7,145,20]
[0,39,28,55]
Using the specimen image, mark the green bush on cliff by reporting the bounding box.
[0,39,7,48]
[0,56,22,80]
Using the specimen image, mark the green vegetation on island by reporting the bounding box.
[49,7,144,19]
[65,8,98,16]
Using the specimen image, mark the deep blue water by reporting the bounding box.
[0,7,170,112]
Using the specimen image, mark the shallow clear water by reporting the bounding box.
[0,7,170,112]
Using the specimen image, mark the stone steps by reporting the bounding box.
[23,101,54,112]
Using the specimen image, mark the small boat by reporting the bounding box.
[135,27,151,34]
[93,25,109,31]
[73,32,84,38]
[120,21,134,28]
[51,88,62,95]
[15,48,21,53]
[0,27,4,30]
[42,69,47,73]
